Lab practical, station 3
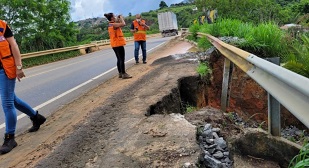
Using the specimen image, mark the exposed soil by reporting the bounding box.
[0,37,282,168]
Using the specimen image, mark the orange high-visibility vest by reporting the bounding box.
[108,22,126,47]
[132,20,147,41]
[0,20,16,79]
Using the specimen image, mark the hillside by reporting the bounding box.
[75,17,107,29]
[74,3,199,42]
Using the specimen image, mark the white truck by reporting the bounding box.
[157,12,178,37]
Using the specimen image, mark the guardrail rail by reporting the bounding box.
[187,32,309,136]
[20,37,135,59]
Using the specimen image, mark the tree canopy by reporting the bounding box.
[159,1,168,9]
[0,0,77,52]
[193,0,309,24]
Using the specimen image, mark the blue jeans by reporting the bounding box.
[134,41,147,62]
[0,69,36,134]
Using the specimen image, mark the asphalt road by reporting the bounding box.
[0,36,172,136]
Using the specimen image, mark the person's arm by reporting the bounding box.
[4,25,25,81]
[112,15,126,28]
[6,36,25,81]
[140,20,150,30]
[130,22,136,33]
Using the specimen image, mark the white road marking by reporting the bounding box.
[0,40,168,130]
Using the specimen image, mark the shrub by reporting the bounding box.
[196,62,210,77]
[283,35,309,78]
[289,143,309,168]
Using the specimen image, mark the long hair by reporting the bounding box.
[104,13,114,21]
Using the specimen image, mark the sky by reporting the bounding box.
[70,0,184,21]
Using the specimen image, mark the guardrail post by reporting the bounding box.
[266,57,281,136]
[221,58,232,112]
[78,46,87,55]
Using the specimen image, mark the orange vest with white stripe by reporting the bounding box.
[133,20,147,41]
[108,22,126,47]
[0,20,16,79]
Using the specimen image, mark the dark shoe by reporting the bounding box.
[0,134,17,154]
[118,73,122,78]
[143,61,147,64]
[29,111,46,132]
[122,73,132,79]
[136,61,139,64]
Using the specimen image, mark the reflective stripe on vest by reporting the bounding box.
[108,22,126,47]
[0,20,16,79]
[133,20,147,41]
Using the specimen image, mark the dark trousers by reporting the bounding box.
[112,46,126,74]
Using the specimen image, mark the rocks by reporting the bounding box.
[281,125,309,143]
[172,50,211,63]
[197,123,233,168]
[218,36,246,45]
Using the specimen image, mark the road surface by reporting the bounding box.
[0,36,172,136]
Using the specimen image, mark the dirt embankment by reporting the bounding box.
[0,37,199,168]
[0,37,302,168]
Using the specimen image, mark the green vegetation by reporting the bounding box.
[258,121,266,129]
[0,0,77,53]
[194,0,309,25]
[187,1,309,166]
[283,35,309,78]
[22,51,80,69]
[191,19,291,59]
[196,62,210,77]
[185,104,197,113]
[189,18,309,78]
[1,0,308,75]
[289,143,309,168]
[188,0,309,77]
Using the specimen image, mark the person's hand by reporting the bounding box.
[16,69,25,81]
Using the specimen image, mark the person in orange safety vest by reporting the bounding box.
[104,13,132,79]
[0,20,46,154]
[130,14,150,64]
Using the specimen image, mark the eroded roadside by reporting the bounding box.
[36,41,200,168]
[0,36,296,168]
[0,37,196,168]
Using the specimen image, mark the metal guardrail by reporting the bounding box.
[21,45,89,59]
[20,34,160,59]
[207,33,309,129]
[192,32,309,135]
[20,37,135,59]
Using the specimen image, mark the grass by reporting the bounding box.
[22,51,81,68]
[195,19,290,59]
[196,62,210,77]
[289,143,309,168]
[283,35,309,78]
[189,18,309,78]
[242,22,289,59]
[185,104,197,113]
[258,121,266,129]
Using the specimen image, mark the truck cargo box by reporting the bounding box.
[157,12,178,37]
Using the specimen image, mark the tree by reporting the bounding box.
[159,1,168,9]
[0,0,77,52]
[194,0,285,24]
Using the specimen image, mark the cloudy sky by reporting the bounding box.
[70,0,184,21]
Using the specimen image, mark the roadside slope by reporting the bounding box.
[0,37,194,168]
